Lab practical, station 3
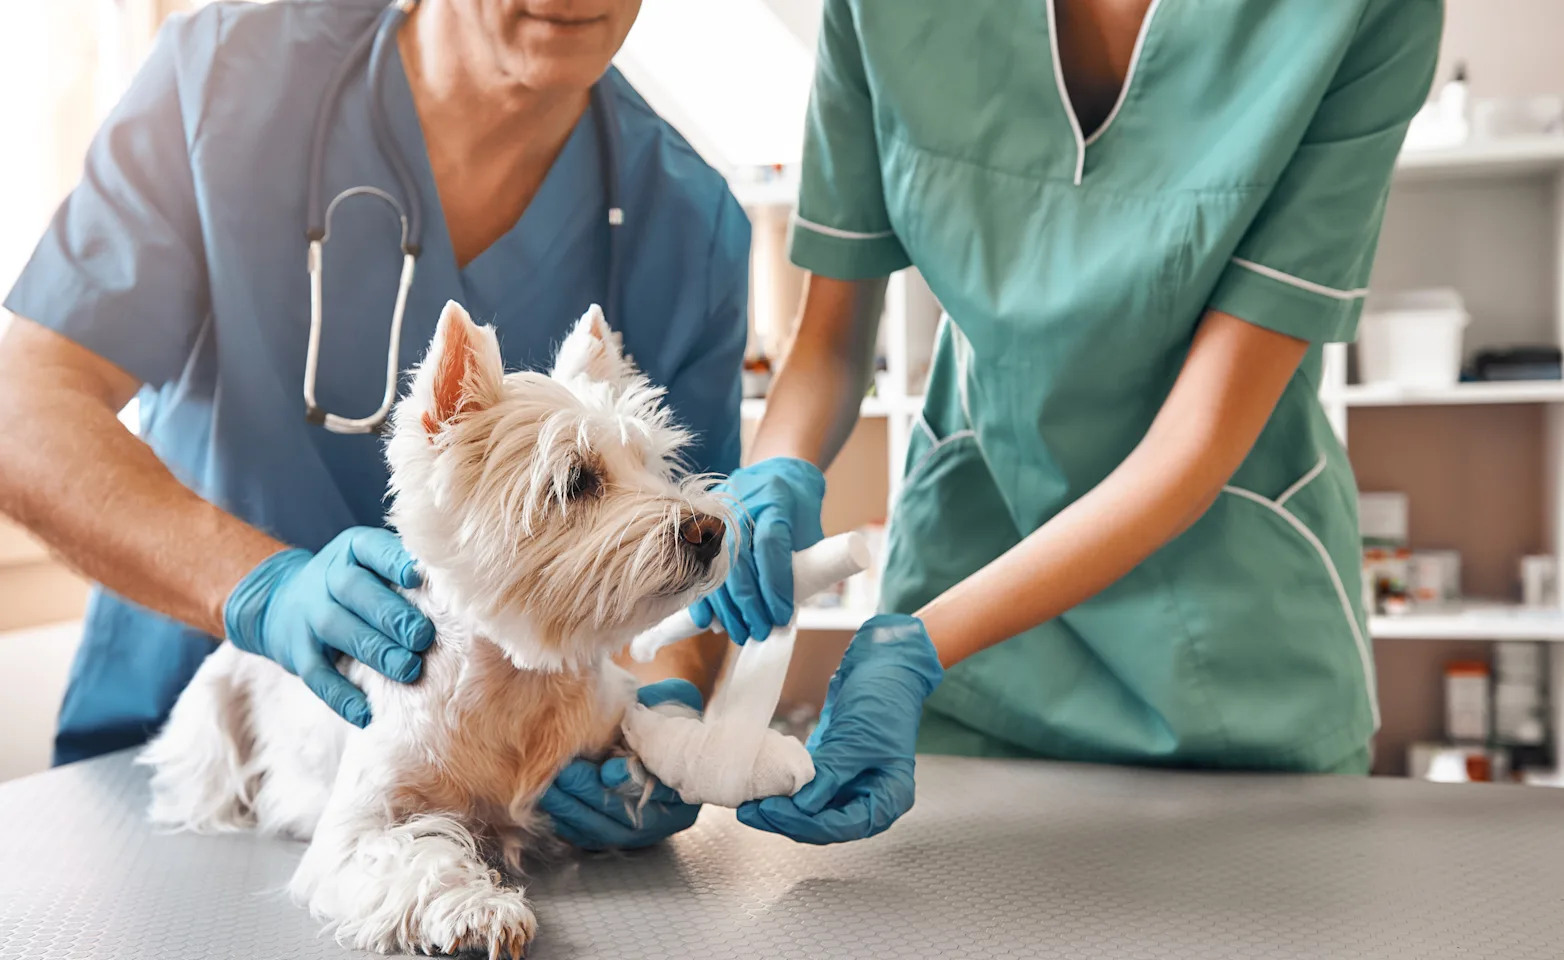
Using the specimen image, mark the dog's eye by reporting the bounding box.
[565,465,601,501]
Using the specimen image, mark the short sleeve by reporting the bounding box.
[1207,0,1442,343]
[787,0,910,281]
[3,11,213,387]
[666,195,749,479]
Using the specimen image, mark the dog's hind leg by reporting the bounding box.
[137,643,259,833]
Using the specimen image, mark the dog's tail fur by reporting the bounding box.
[137,644,259,833]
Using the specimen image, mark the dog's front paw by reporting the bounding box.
[417,888,537,960]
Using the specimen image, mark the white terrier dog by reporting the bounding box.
[138,301,729,958]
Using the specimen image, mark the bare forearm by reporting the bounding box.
[0,320,284,637]
[750,274,887,469]
[917,310,1309,667]
[918,424,1230,667]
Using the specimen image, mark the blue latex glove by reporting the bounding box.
[738,614,943,844]
[539,679,705,850]
[689,456,826,643]
[223,527,434,728]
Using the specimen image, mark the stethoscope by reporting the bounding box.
[303,0,625,434]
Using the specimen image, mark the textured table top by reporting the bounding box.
[1,750,1562,960]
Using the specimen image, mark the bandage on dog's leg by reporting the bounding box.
[623,535,871,805]
[624,624,814,807]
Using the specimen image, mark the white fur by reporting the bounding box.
[139,302,729,958]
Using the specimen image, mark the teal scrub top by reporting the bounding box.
[5,0,750,766]
[790,0,1442,772]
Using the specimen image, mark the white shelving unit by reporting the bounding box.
[1326,381,1564,408]
[734,136,1564,770]
[1318,135,1564,640]
[1371,605,1564,641]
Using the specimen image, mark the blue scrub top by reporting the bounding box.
[4,0,750,765]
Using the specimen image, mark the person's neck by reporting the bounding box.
[398,4,590,164]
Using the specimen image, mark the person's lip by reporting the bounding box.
[520,11,608,28]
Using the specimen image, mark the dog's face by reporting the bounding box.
[386,301,729,670]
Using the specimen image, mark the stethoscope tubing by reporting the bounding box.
[302,0,622,435]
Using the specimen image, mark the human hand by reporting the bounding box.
[539,679,706,850]
[737,614,942,844]
[689,457,826,643]
[222,527,434,727]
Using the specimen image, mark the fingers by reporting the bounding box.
[600,757,685,805]
[751,516,797,629]
[636,678,704,712]
[325,562,434,652]
[738,794,875,845]
[342,527,423,589]
[720,542,774,642]
[296,646,371,728]
[788,760,850,816]
[708,585,752,645]
[550,760,643,831]
[689,598,715,631]
[312,605,422,683]
[738,767,908,845]
[540,762,697,850]
[538,786,623,851]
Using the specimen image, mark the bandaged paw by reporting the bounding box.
[622,700,814,808]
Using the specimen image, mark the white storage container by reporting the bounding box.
[1357,288,1470,388]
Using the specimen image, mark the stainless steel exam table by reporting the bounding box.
[2,749,1560,959]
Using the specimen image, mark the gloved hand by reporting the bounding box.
[539,679,705,850]
[737,614,942,844]
[223,527,434,728]
[690,456,826,643]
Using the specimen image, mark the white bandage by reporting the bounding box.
[623,534,872,807]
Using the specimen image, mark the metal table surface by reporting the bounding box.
[1,750,1561,960]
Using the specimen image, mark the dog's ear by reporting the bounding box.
[418,300,504,432]
[551,304,633,386]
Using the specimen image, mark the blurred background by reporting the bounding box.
[4,0,1564,787]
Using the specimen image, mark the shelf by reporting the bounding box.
[796,606,874,631]
[1325,381,1564,408]
[741,395,924,420]
[1394,137,1564,182]
[1370,604,1564,641]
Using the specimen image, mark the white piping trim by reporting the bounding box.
[1043,0,1086,186]
[1275,454,1327,508]
[908,426,976,482]
[791,214,894,241]
[1231,258,1370,302]
[947,314,975,428]
[1221,483,1381,731]
[1081,0,1165,148]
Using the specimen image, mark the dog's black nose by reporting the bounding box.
[679,514,725,565]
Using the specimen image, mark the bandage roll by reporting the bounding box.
[627,531,872,662]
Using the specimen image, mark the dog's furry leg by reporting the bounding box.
[291,733,536,958]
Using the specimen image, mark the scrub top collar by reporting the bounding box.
[377,37,608,316]
[1043,0,1168,185]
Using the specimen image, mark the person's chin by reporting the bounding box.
[504,24,615,87]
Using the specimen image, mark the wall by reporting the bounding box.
[0,0,152,781]
[1438,0,1564,99]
